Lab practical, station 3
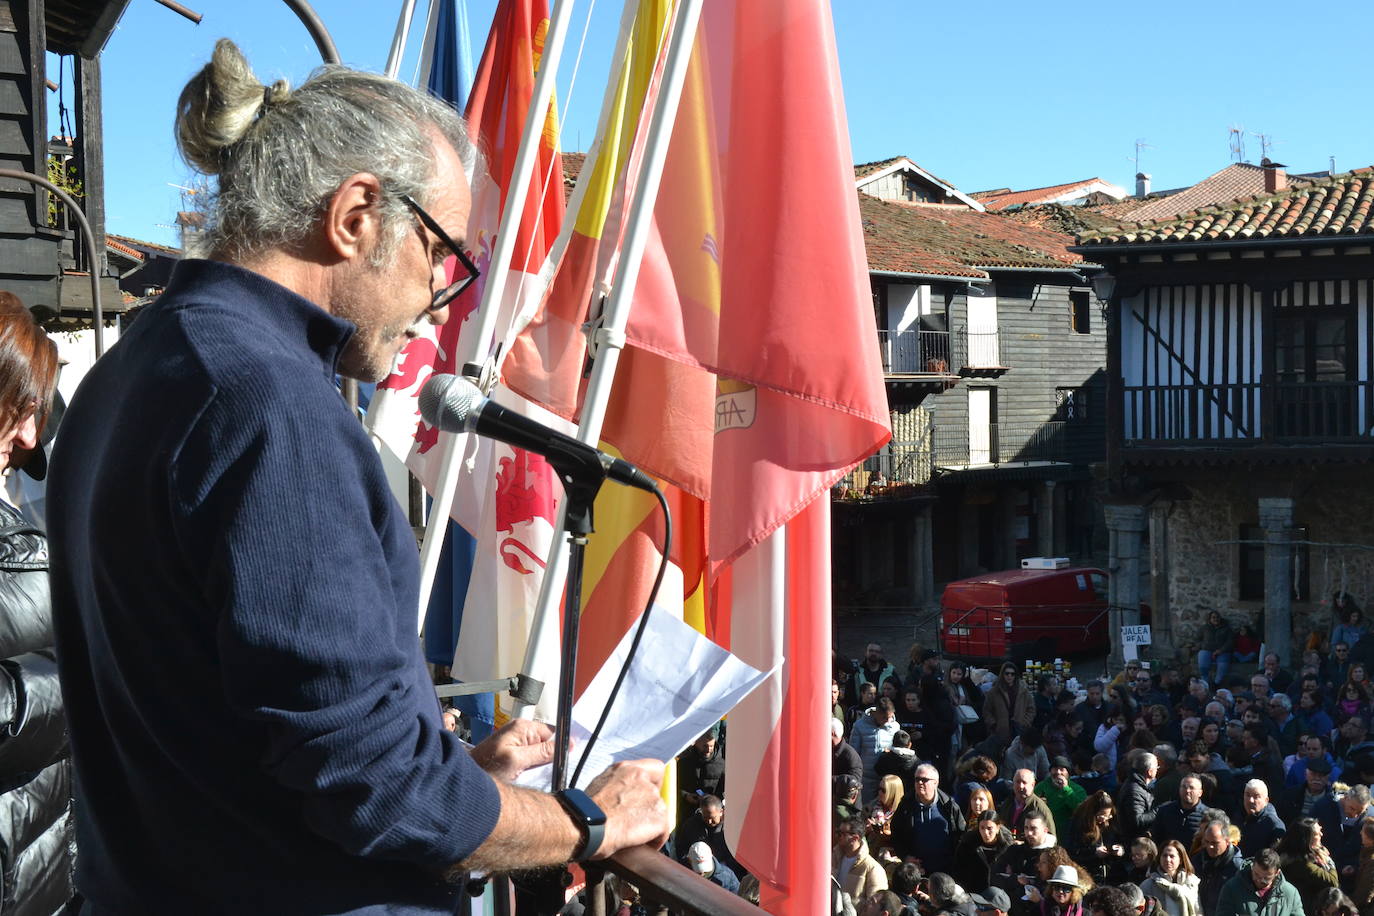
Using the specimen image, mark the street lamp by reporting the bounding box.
[1090,272,1117,320]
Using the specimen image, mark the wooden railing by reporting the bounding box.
[585,847,766,915]
[1123,380,1374,443]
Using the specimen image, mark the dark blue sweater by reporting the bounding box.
[50,260,501,914]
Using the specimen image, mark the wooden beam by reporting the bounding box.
[74,53,104,281]
[1130,306,1252,436]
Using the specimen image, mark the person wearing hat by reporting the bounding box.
[1278,753,1335,824]
[1026,865,1086,916]
[1037,758,1087,838]
[973,887,1013,916]
[686,839,739,894]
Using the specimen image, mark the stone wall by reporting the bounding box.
[1166,475,1374,661]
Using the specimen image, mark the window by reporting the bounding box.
[1070,290,1091,334]
[1054,387,1090,422]
[1238,524,1311,602]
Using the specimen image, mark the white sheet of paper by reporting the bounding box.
[517,609,773,791]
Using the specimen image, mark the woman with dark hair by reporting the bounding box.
[947,660,986,747]
[956,758,1000,807]
[1066,791,1125,884]
[0,292,70,913]
[986,662,1035,743]
[1337,680,1373,726]
[1333,600,1368,651]
[1315,887,1358,916]
[1233,623,1261,664]
[954,810,1013,894]
[1279,817,1340,903]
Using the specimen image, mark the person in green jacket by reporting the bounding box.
[1214,848,1304,916]
[1036,757,1087,839]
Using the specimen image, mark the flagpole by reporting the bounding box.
[416,0,579,629]
[384,0,420,78]
[490,0,643,362]
[510,0,706,717]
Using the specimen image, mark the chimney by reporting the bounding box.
[1261,157,1288,194]
[1135,172,1151,198]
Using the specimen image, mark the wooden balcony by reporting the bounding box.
[1123,380,1374,444]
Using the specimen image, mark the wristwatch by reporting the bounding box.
[555,788,607,862]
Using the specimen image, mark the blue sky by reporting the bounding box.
[74,0,1374,247]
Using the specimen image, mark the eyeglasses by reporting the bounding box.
[400,194,480,311]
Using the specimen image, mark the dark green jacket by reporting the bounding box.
[1214,865,1303,916]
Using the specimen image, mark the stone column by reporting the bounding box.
[1038,480,1057,558]
[1148,502,1176,662]
[914,505,935,610]
[1260,497,1295,665]
[1105,504,1148,666]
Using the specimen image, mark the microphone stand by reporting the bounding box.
[543,457,605,792]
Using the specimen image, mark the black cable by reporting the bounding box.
[569,483,672,788]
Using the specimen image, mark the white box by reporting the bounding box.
[1020,557,1070,569]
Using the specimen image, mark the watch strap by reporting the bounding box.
[555,788,606,862]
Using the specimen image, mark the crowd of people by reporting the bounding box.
[814,625,1374,916]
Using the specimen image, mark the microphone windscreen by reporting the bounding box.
[417,374,484,432]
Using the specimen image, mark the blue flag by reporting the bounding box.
[417,0,495,739]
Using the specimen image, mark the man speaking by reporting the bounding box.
[48,40,667,913]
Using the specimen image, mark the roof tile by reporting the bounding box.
[1078,171,1374,246]
[860,194,1088,277]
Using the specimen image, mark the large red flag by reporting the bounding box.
[557,0,887,908]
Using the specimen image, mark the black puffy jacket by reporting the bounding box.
[0,500,72,914]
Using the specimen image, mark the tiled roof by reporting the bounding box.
[1002,203,1131,238]
[860,194,1090,278]
[105,238,143,261]
[973,178,1115,211]
[1078,170,1374,246]
[561,151,586,185]
[1113,163,1272,223]
[855,156,904,179]
[109,233,182,257]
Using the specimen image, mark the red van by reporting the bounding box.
[939,564,1111,662]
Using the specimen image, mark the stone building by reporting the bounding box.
[1075,163,1374,664]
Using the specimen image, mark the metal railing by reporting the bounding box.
[956,327,1003,369]
[931,421,1069,466]
[834,434,935,495]
[1123,379,1374,443]
[876,328,952,374]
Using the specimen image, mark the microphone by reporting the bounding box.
[418,374,657,493]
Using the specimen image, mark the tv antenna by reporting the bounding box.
[1228,126,1247,163]
[1131,138,1153,174]
[1252,131,1275,161]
